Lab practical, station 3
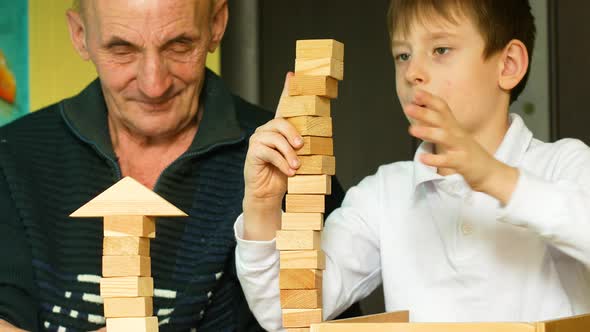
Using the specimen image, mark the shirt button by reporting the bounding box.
[461,222,474,235]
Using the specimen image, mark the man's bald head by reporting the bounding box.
[71,0,217,19]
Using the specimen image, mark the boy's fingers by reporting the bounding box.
[420,153,451,169]
[405,104,443,127]
[252,144,296,176]
[256,118,303,150]
[414,89,451,116]
[253,131,300,170]
[409,125,454,148]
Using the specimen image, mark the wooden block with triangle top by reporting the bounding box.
[71,177,188,331]
[70,177,188,218]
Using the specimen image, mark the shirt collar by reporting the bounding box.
[59,69,245,160]
[411,113,534,192]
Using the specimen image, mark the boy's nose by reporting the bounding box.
[405,60,429,85]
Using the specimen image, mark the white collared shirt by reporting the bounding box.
[234,114,590,331]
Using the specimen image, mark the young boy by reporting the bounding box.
[235,0,590,330]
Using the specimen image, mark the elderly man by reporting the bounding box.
[0,0,355,331]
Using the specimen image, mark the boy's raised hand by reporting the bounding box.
[405,90,519,205]
[242,72,303,240]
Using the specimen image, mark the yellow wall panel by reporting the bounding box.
[28,0,221,111]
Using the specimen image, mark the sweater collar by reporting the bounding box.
[60,69,245,160]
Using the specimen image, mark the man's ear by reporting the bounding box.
[208,0,228,53]
[66,9,90,61]
[498,39,529,91]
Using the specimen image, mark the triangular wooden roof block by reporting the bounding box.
[70,177,188,217]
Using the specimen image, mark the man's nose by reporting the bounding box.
[137,51,173,99]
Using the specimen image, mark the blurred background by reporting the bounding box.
[1,0,588,315]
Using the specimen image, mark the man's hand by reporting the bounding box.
[243,72,303,240]
[405,90,518,205]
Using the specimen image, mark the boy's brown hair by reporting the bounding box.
[387,0,536,104]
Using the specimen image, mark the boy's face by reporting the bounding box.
[392,13,504,134]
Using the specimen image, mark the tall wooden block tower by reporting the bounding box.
[277,39,344,331]
[71,177,187,332]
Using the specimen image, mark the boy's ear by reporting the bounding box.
[498,39,529,91]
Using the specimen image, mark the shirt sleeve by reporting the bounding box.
[498,139,590,267]
[235,172,383,330]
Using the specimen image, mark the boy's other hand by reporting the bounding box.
[242,72,303,240]
[405,90,519,205]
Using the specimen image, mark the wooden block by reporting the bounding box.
[296,39,344,61]
[277,95,330,118]
[296,156,335,175]
[280,250,325,269]
[310,322,536,332]
[103,237,150,256]
[100,277,154,298]
[288,175,331,194]
[289,75,338,99]
[287,116,333,137]
[287,328,310,332]
[295,57,344,81]
[276,230,321,250]
[103,296,153,318]
[70,176,187,217]
[537,313,590,332]
[106,317,158,332]
[282,213,323,231]
[283,308,323,328]
[281,289,322,309]
[328,311,409,324]
[104,216,156,238]
[296,137,333,156]
[280,269,323,290]
[103,256,151,277]
[286,195,325,213]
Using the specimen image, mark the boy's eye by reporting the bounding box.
[434,47,450,55]
[395,53,411,62]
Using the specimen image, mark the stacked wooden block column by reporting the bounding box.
[100,215,158,331]
[277,39,344,331]
[70,177,187,332]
